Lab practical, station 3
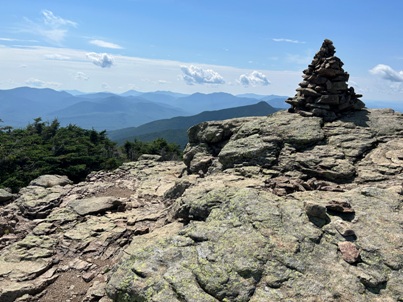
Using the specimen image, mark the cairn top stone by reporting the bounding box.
[286,39,365,121]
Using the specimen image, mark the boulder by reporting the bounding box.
[68,196,124,216]
[0,189,16,203]
[16,185,66,219]
[28,175,72,188]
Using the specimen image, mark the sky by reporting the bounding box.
[1,0,403,101]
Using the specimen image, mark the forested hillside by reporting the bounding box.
[0,118,180,192]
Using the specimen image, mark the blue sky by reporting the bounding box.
[1,0,403,101]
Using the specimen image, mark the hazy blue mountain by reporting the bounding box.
[119,90,144,97]
[137,92,178,105]
[365,100,403,112]
[108,101,279,147]
[0,87,79,127]
[48,95,189,130]
[237,93,289,109]
[63,89,85,96]
[173,92,264,114]
[152,91,189,98]
[261,96,289,109]
[236,93,268,99]
[77,92,118,99]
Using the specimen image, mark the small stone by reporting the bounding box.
[68,258,92,271]
[82,271,96,282]
[304,202,328,219]
[338,241,361,264]
[333,220,355,237]
[326,200,355,213]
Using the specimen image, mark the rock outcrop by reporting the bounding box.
[286,39,365,121]
[1,109,403,301]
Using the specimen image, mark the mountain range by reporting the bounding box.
[107,101,279,148]
[0,87,289,131]
[1,87,401,143]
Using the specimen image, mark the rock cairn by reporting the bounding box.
[286,39,365,121]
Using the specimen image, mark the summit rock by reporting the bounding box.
[0,108,403,301]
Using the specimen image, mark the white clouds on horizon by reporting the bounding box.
[0,45,315,97]
[25,77,61,88]
[180,65,225,85]
[273,38,305,44]
[86,52,114,68]
[89,39,123,49]
[369,64,403,82]
[239,71,270,87]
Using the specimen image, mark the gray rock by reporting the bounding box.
[68,196,124,216]
[0,188,16,203]
[28,175,72,188]
[16,185,66,219]
[107,185,403,301]
[2,103,403,301]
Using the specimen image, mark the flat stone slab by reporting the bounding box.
[68,196,123,216]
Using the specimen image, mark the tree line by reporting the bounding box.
[0,118,181,192]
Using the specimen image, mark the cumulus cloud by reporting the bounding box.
[25,77,60,88]
[180,65,225,85]
[239,71,270,87]
[89,39,123,49]
[86,52,114,68]
[369,64,403,82]
[74,72,89,81]
[273,38,305,44]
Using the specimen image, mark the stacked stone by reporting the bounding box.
[286,39,365,121]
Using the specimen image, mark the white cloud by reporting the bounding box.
[369,64,403,82]
[239,71,270,87]
[273,38,305,44]
[74,72,89,81]
[44,53,71,60]
[0,45,302,97]
[23,10,77,44]
[42,10,77,28]
[180,65,225,85]
[0,38,17,42]
[86,52,114,68]
[25,77,61,88]
[89,39,123,49]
